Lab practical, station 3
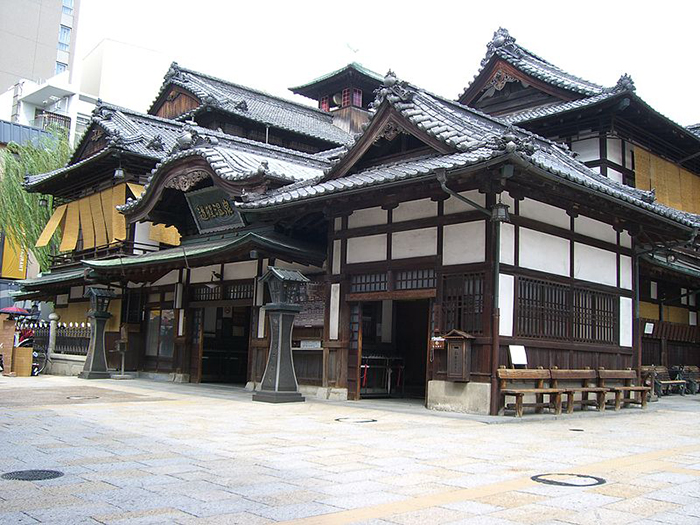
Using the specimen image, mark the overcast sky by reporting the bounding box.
[76,0,700,125]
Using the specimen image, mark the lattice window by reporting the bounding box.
[350,273,387,293]
[341,88,351,108]
[224,281,254,300]
[517,278,570,340]
[442,272,484,334]
[192,284,221,301]
[319,96,330,112]
[516,277,618,344]
[395,269,436,290]
[352,88,362,107]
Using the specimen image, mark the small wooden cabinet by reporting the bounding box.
[443,329,474,382]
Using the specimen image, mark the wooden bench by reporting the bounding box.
[680,366,700,395]
[550,368,608,413]
[497,367,567,417]
[597,368,651,410]
[652,365,686,396]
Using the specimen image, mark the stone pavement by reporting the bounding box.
[1,375,699,524]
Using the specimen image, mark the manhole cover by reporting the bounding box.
[531,473,605,487]
[66,396,100,400]
[2,470,64,481]
[335,417,377,424]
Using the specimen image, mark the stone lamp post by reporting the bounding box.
[79,287,116,379]
[252,267,308,403]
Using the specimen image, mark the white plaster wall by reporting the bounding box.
[56,294,69,305]
[133,221,158,253]
[190,265,220,284]
[650,281,658,300]
[574,243,617,287]
[519,228,570,277]
[574,215,617,245]
[392,228,437,260]
[69,286,84,299]
[444,190,485,215]
[348,206,387,229]
[571,137,599,163]
[346,234,387,264]
[334,217,342,231]
[690,312,697,326]
[607,169,623,185]
[329,283,340,340]
[256,308,265,338]
[381,300,393,343]
[500,223,515,265]
[619,297,633,347]
[393,198,436,222]
[332,239,341,275]
[620,232,632,249]
[499,274,514,337]
[519,198,570,229]
[443,222,485,265]
[625,142,634,169]
[607,137,623,165]
[223,261,257,280]
[620,255,632,290]
[150,270,179,286]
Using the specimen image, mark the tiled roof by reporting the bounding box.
[83,230,326,270]
[25,102,186,188]
[687,124,700,138]
[118,126,329,215]
[18,268,84,289]
[289,62,383,91]
[150,63,353,146]
[500,75,635,124]
[459,28,605,101]
[239,73,700,229]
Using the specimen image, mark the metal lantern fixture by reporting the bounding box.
[259,267,309,305]
[38,196,48,207]
[79,287,117,380]
[253,267,309,403]
[113,159,124,180]
[85,287,116,314]
[491,201,510,223]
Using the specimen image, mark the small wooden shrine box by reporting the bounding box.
[443,329,475,382]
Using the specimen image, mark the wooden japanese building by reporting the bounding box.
[19,41,700,415]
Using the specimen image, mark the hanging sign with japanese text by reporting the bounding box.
[185,187,245,233]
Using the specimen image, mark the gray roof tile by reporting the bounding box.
[150,63,353,146]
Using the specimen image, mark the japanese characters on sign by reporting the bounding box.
[185,187,245,233]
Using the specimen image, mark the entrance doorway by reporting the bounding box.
[193,306,251,384]
[349,299,430,401]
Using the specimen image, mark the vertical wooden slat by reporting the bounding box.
[100,188,114,243]
[59,201,80,252]
[78,197,95,250]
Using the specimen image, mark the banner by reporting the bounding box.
[1,234,28,280]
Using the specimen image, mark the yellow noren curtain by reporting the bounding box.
[112,183,127,242]
[149,223,181,246]
[90,193,108,247]
[59,201,80,252]
[78,197,95,250]
[127,183,144,199]
[100,187,113,242]
[35,204,67,247]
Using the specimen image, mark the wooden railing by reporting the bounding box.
[50,240,159,269]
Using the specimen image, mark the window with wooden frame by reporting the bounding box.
[350,273,388,293]
[516,276,618,344]
[319,96,330,112]
[441,272,484,335]
[341,88,351,108]
[352,89,362,107]
[395,269,436,290]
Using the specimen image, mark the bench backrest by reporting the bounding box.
[497,368,550,381]
[655,366,673,380]
[598,368,637,381]
[550,368,596,381]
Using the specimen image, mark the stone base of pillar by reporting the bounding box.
[252,390,305,403]
[78,370,111,380]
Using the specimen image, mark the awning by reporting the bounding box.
[641,253,700,281]
[18,267,85,289]
[83,230,326,278]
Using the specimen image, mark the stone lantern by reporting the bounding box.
[253,267,308,403]
[79,287,116,379]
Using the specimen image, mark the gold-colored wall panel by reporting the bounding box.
[112,183,127,242]
[663,305,689,325]
[639,301,660,320]
[59,201,80,252]
[78,197,95,250]
[635,146,700,213]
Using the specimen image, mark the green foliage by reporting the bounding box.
[0,126,71,272]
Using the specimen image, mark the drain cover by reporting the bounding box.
[66,396,99,400]
[2,470,64,481]
[531,473,605,487]
[335,417,377,424]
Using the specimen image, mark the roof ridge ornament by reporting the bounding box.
[482,27,520,66]
[164,61,184,83]
[491,125,536,155]
[613,73,636,92]
[371,70,414,109]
